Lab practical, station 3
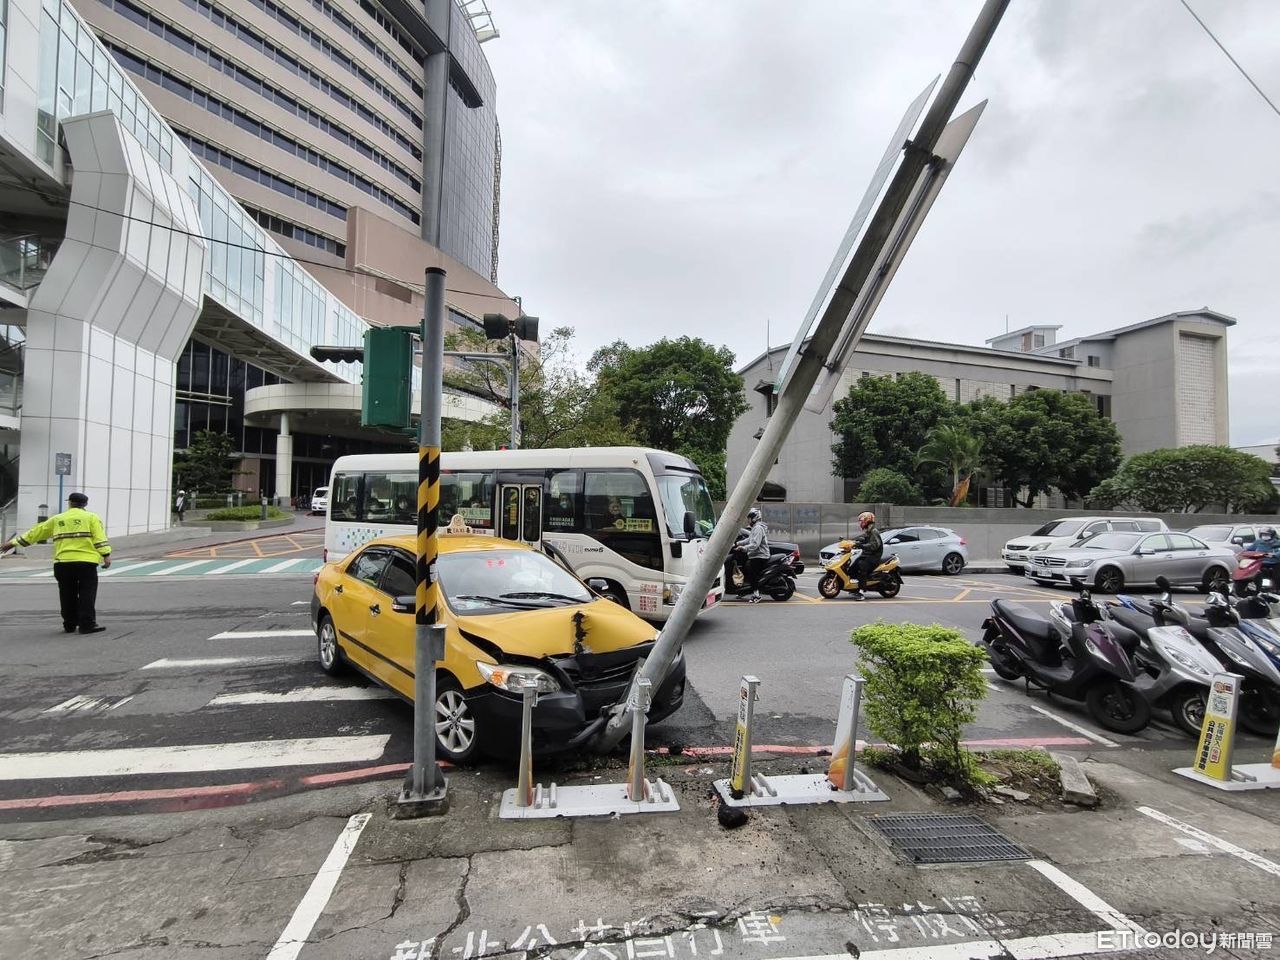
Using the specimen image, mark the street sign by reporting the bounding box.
[1193,673,1241,781]
[55,453,72,476]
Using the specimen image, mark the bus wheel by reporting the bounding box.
[600,583,630,608]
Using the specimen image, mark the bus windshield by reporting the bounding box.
[655,474,716,539]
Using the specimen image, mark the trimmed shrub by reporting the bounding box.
[204,506,287,521]
[856,468,922,505]
[852,621,988,782]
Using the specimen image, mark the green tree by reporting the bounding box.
[856,468,922,505]
[961,389,1121,507]
[590,337,748,499]
[1089,446,1277,513]
[173,429,239,493]
[829,372,950,495]
[443,326,633,451]
[917,423,983,505]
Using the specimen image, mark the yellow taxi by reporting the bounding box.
[310,533,686,762]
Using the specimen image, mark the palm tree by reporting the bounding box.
[917,425,983,506]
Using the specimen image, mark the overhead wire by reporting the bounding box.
[1178,0,1280,121]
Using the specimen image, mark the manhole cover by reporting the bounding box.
[869,813,1031,864]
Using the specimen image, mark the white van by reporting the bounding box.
[310,486,329,515]
[1002,516,1167,571]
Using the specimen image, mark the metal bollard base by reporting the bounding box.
[1173,764,1280,792]
[499,778,679,819]
[713,769,888,808]
[390,781,451,819]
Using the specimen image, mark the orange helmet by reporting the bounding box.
[858,511,876,530]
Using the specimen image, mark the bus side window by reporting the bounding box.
[451,471,495,529]
[584,470,661,570]
[331,473,362,521]
[546,469,582,531]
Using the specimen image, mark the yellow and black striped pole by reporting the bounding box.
[398,265,449,815]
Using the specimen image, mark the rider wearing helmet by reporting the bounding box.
[738,507,771,603]
[849,511,883,601]
[1247,527,1280,585]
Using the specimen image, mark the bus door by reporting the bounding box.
[498,483,543,546]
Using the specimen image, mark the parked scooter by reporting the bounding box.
[817,542,903,599]
[981,578,1151,733]
[1116,577,1280,735]
[725,542,796,602]
[1105,587,1222,735]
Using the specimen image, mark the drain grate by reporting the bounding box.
[869,813,1031,864]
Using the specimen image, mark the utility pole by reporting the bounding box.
[594,0,1011,752]
[395,267,450,817]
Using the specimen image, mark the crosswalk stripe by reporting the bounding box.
[209,629,315,640]
[141,655,296,670]
[100,560,166,577]
[206,558,260,575]
[148,559,219,576]
[0,734,391,780]
[263,558,305,574]
[208,686,396,706]
[28,569,55,577]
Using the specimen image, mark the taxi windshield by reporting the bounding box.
[439,549,593,614]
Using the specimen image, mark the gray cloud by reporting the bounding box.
[485,0,1280,446]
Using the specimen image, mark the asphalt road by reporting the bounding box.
[0,567,1271,822]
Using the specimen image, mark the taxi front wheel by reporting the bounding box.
[435,675,481,764]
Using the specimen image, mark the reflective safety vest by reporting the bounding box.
[15,508,112,563]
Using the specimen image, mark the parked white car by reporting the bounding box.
[1185,523,1262,555]
[1002,516,1167,572]
[310,486,329,515]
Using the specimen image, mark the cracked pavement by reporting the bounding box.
[2,753,1278,960]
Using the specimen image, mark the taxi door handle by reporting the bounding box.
[369,603,381,616]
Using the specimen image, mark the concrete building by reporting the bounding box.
[1,0,516,536]
[727,309,1234,503]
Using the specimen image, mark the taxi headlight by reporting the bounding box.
[475,661,561,694]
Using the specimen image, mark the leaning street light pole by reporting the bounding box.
[395,265,450,816]
[595,0,1011,752]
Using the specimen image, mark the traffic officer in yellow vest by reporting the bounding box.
[2,492,112,633]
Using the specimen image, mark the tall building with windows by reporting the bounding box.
[0,0,516,537]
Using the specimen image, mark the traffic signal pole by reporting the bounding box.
[593,0,1010,753]
[395,265,450,817]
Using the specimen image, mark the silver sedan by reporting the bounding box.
[1025,531,1236,593]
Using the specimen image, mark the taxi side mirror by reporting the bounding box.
[391,595,415,614]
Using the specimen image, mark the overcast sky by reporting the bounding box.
[484,0,1279,447]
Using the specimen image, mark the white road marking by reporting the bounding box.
[266,813,372,960]
[207,686,395,706]
[1137,806,1280,878]
[291,600,309,606]
[263,558,305,574]
[99,560,166,577]
[28,569,55,577]
[0,735,390,779]
[43,695,134,714]
[148,559,215,576]
[140,655,295,670]
[205,558,260,575]
[1027,859,1147,934]
[1027,705,1120,748]
[986,682,1000,693]
[208,628,315,640]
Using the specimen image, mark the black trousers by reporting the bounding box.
[53,561,99,630]
[746,557,768,594]
[851,551,883,590]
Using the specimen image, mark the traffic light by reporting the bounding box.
[361,327,414,428]
[482,313,539,342]
[310,344,364,364]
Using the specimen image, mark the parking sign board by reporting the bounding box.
[55,453,72,476]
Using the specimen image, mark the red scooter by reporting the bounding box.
[1233,551,1279,594]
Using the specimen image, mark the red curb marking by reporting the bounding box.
[300,762,412,786]
[0,780,270,811]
